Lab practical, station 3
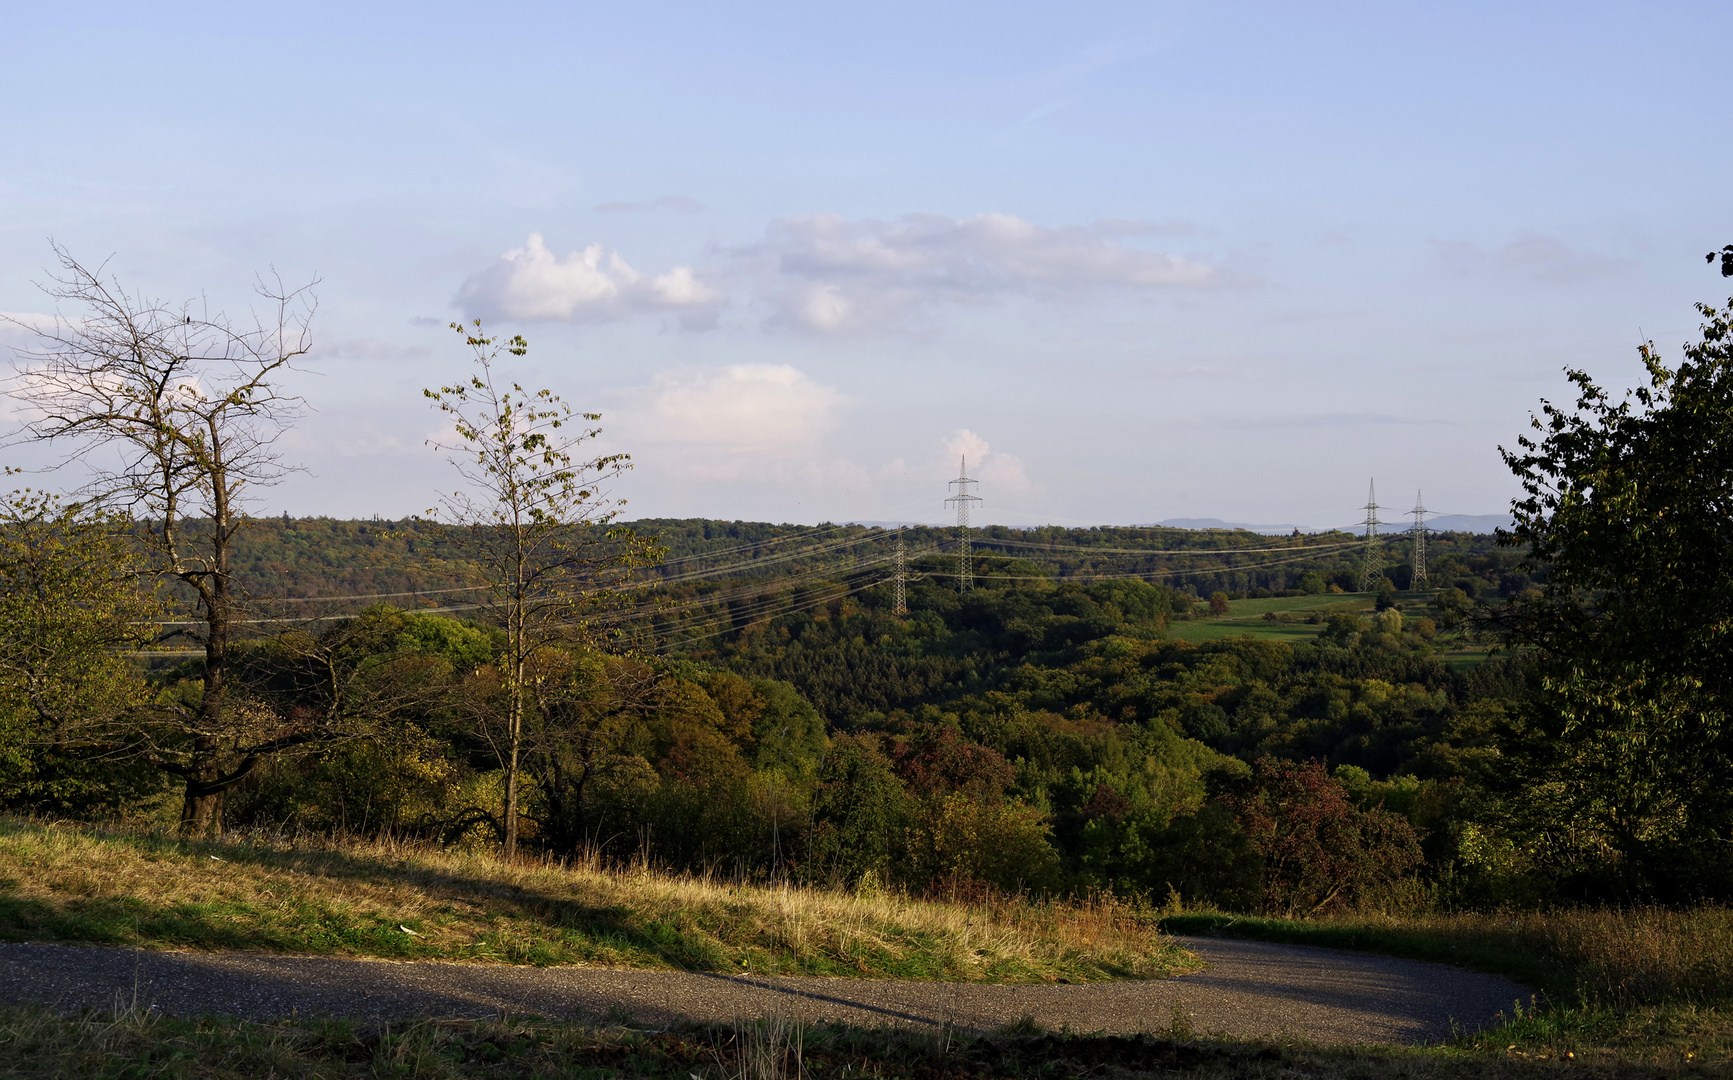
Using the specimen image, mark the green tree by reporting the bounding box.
[0,487,156,811]
[1494,293,1733,897]
[424,321,659,858]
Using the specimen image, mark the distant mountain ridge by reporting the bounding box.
[1148,514,1513,536]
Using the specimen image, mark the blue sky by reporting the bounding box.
[3,1,1729,527]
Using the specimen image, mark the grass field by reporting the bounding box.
[1165,593,1496,671]
[0,817,1191,984]
[1165,592,1378,644]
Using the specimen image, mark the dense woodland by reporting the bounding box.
[0,511,1610,914]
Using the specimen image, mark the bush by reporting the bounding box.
[807,733,910,886]
[904,793,1062,896]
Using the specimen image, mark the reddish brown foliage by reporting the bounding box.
[1223,758,1424,915]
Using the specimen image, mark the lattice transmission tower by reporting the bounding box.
[1358,479,1385,592]
[1409,490,1430,591]
[892,527,908,616]
[945,456,982,591]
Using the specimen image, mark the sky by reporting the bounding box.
[2,0,1729,529]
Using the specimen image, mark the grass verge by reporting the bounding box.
[1,1002,1721,1079]
[0,817,1192,983]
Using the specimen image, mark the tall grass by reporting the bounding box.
[1165,906,1733,1009]
[0,816,1194,983]
[1362,907,1733,1008]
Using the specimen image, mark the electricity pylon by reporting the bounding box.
[1358,479,1385,593]
[1409,490,1430,591]
[892,527,908,616]
[945,456,982,591]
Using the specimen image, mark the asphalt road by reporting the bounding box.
[0,936,1531,1045]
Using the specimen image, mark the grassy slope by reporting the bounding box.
[0,818,1192,984]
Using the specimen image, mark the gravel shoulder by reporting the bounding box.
[0,936,1530,1046]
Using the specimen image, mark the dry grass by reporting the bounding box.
[1166,905,1733,1009]
[1335,907,1733,1009]
[0,816,1194,983]
[4,1002,1726,1079]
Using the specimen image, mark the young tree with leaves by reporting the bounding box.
[6,246,317,834]
[1494,282,1733,897]
[425,322,659,859]
[0,486,157,811]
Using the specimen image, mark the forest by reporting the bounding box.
[0,507,1658,914]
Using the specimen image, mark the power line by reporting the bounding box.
[975,545,1376,584]
[944,455,982,591]
[606,554,899,634]
[892,528,907,616]
[254,584,489,604]
[1409,490,1430,590]
[651,577,889,653]
[973,537,1366,557]
[1358,479,1384,592]
[650,521,859,566]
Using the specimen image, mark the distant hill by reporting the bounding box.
[1150,518,1317,535]
[1423,514,1513,534]
[1151,514,1513,536]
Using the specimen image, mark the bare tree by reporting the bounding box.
[424,321,658,859]
[5,245,317,834]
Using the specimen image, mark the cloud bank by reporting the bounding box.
[943,428,1033,494]
[455,233,723,325]
[456,212,1219,334]
[619,364,844,454]
[744,212,1217,332]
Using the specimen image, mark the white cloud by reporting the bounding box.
[942,428,1034,495]
[620,364,844,454]
[456,233,724,325]
[0,311,63,335]
[741,212,1218,333]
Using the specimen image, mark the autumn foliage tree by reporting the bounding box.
[1223,758,1424,915]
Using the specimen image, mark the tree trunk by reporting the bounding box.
[503,656,524,860]
[180,783,225,837]
[180,744,226,837]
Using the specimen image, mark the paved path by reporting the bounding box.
[0,937,1530,1046]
